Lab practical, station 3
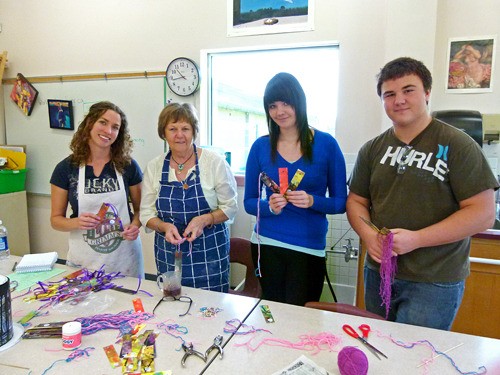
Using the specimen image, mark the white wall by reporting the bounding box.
[2,0,500,276]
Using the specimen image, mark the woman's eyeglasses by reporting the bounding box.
[152,295,193,316]
[397,145,413,174]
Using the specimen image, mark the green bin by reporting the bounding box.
[0,169,27,194]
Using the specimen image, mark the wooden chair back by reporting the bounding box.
[229,237,262,298]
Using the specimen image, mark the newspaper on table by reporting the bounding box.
[272,355,329,375]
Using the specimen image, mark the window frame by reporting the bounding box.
[199,41,339,173]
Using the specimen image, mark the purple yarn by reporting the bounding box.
[379,231,397,319]
[337,346,368,375]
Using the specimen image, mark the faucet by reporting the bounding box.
[342,238,359,262]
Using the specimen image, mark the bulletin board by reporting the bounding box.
[3,76,167,195]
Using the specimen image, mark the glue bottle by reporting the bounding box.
[62,321,82,350]
[0,220,9,260]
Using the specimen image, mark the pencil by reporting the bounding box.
[11,261,17,272]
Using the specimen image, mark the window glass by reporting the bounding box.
[205,44,339,173]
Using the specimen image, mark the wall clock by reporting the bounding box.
[165,57,200,97]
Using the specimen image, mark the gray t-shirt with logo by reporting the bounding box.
[349,119,498,282]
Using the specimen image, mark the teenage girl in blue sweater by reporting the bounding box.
[244,72,347,306]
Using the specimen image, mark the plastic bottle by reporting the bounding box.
[0,220,9,260]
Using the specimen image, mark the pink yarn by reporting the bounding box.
[379,231,397,319]
[234,332,342,355]
[337,346,368,375]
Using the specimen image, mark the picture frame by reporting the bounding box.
[228,0,314,37]
[446,36,496,93]
[47,99,74,130]
[9,73,39,116]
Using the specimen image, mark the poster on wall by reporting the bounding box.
[228,0,314,37]
[446,36,496,93]
[47,99,74,130]
[9,73,39,116]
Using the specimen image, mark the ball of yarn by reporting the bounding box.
[337,346,369,375]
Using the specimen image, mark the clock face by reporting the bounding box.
[166,57,200,97]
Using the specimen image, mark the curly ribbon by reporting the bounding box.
[156,319,189,348]
[40,347,95,375]
[223,318,272,335]
[75,310,155,335]
[234,331,342,355]
[23,266,126,310]
[372,330,487,375]
[379,231,397,319]
[254,172,264,277]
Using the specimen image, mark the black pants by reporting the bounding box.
[251,243,325,306]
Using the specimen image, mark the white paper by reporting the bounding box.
[272,355,329,375]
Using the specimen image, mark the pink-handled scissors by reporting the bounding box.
[342,324,388,360]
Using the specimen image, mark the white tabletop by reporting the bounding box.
[1,257,499,375]
[0,257,260,375]
[205,299,500,375]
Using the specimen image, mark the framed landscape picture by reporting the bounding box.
[228,0,314,37]
[48,99,74,130]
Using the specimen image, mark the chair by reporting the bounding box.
[228,237,262,298]
[305,301,385,320]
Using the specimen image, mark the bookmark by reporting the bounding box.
[288,169,305,191]
[260,304,275,323]
[278,168,288,195]
[97,203,108,220]
[133,298,145,313]
[260,172,280,193]
[104,345,121,368]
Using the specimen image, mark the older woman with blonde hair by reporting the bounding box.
[141,103,237,292]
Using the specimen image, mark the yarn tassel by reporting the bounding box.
[254,173,264,277]
[379,231,396,319]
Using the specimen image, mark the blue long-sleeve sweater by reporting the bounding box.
[244,130,347,250]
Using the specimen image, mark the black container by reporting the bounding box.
[0,275,13,346]
[432,110,483,148]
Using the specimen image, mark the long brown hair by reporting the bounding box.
[69,101,133,173]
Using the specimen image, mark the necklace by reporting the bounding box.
[171,150,194,173]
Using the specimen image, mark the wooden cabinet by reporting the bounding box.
[0,191,31,256]
[451,235,500,339]
[356,236,500,339]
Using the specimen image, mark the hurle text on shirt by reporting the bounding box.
[379,145,449,181]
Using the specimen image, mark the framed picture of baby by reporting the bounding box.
[447,36,496,93]
[9,73,39,116]
[48,99,74,130]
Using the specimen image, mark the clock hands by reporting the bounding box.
[176,69,187,80]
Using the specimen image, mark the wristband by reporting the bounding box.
[269,205,280,215]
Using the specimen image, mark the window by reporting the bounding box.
[201,43,339,173]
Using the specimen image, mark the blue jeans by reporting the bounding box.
[364,266,465,330]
